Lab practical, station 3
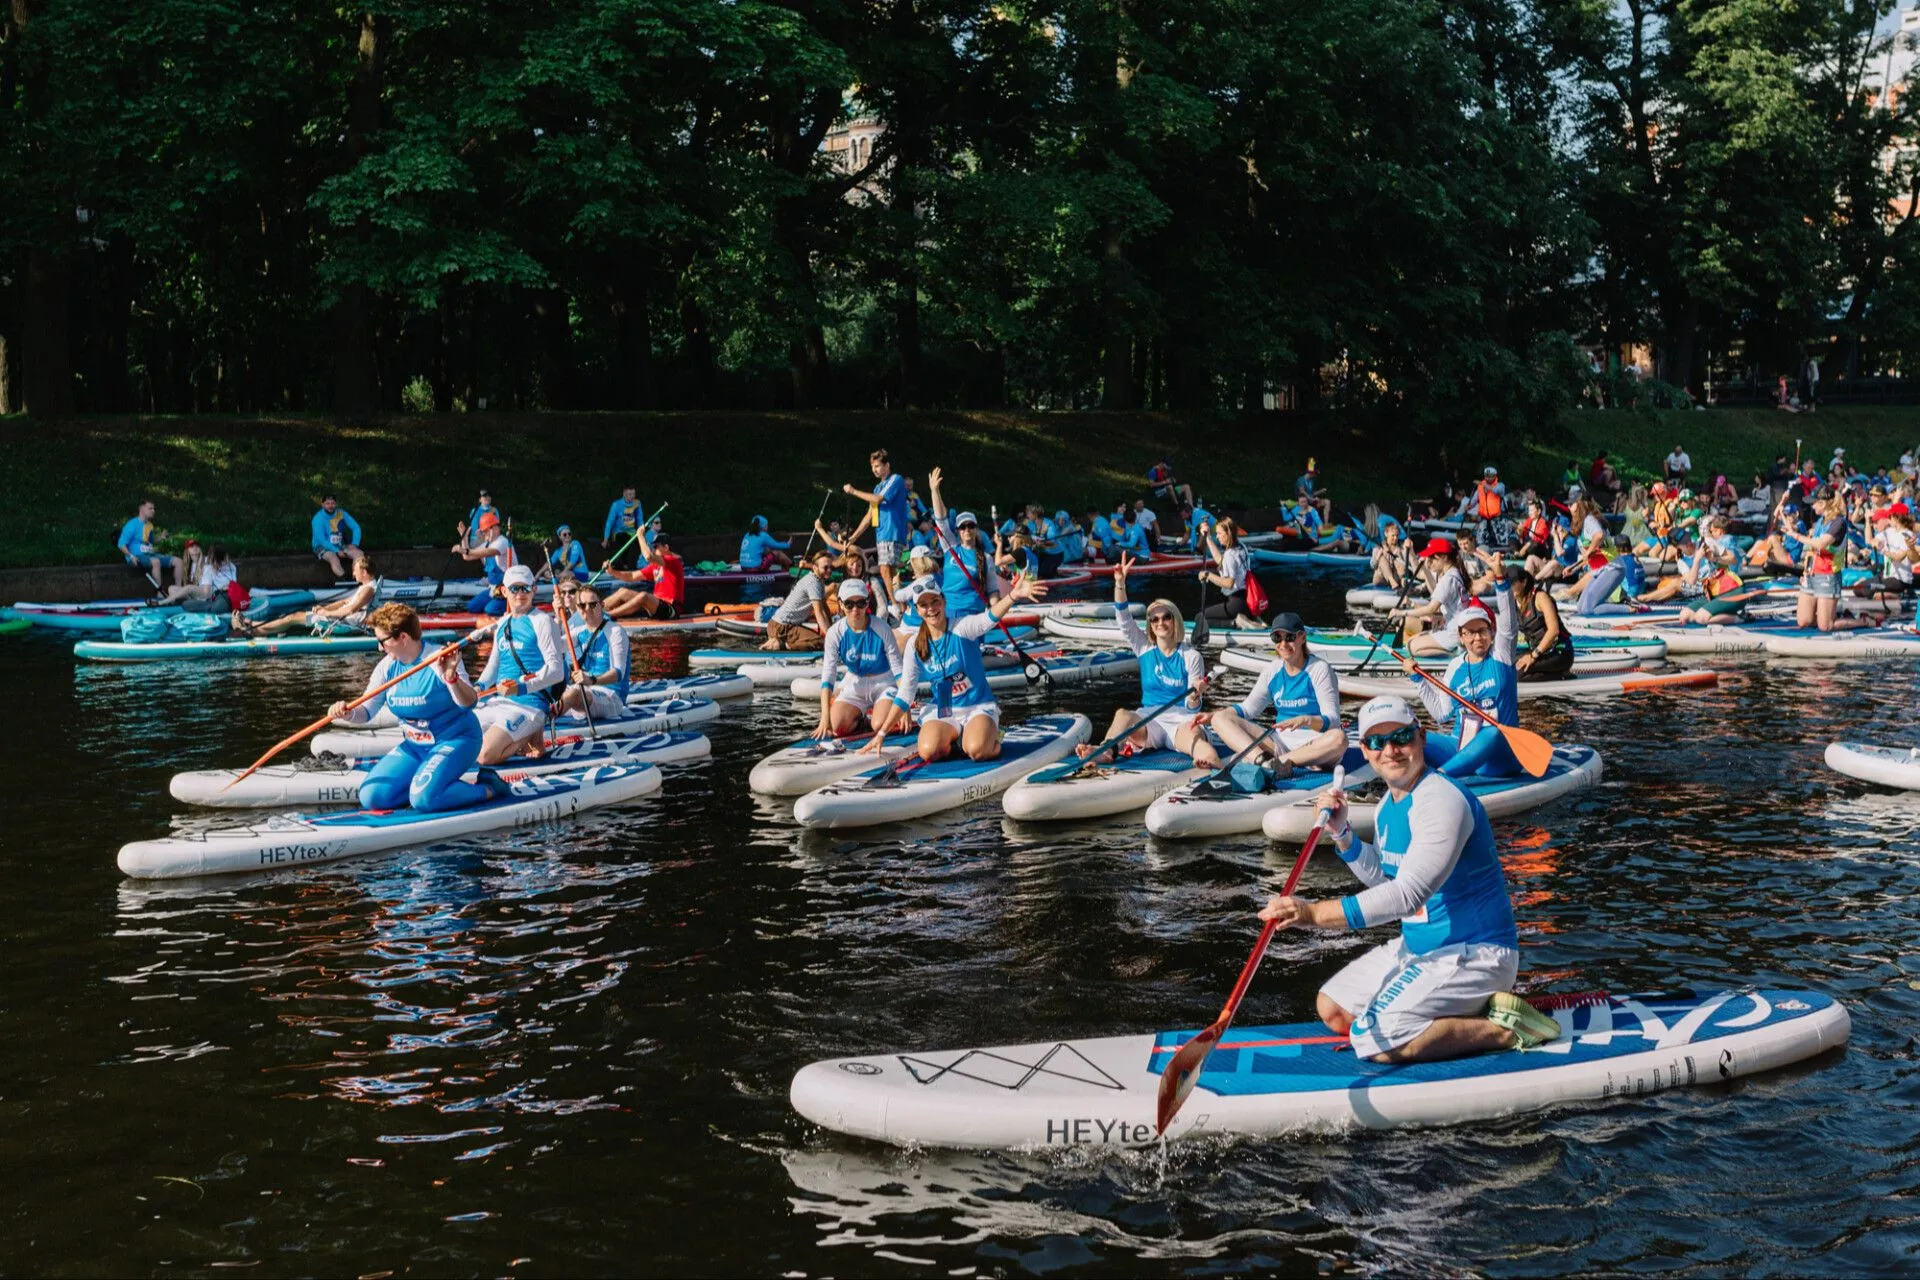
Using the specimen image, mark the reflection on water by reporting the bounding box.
[6,578,1920,1272]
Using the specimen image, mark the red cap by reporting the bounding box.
[1419,538,1456,559]
[478,511,501,529]
[1873,502,1911,520]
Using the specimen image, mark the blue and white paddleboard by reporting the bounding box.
[1003,748,1209,822]
[790,988,1850,1148]
[787,649,1140,699]
[309,697,720,757]
[171,732,709,808]
[749,733,921,796]
[793,714,1091,829]
[1144,748,1372,839]
[120,763,661,878]
[1262,744,1603,841]
[625,672,753,702]
[75,629,387,662]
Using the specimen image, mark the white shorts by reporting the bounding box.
[476,698,547,740]
[1135,706,1197,751]
[1429,627,1462,652]
[1276,726,1323,752]
[876,540,903,566]
[832,671,896,714]
[1320,936,1517,1059]
[581,685,627,720]
[926,703,1000,735]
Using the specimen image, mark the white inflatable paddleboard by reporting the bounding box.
[790,988,1848,1148]
[1262,744,1603,840]
[1042,612,1272,650]
[748,733,920,795]
[1824,741,1920,790]
[1003,749,1208,821]
[171,732,708,808]
[793,715,1091,829]
[120,763,661,878]
[788,649,1140,699]
[1143,749,1372,839]
[1759,628,1920,659]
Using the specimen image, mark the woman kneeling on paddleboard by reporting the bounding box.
[1202,611,1346,780]
[1504,566,1575,681]
[1393,537,1471,656]
[815,579,906,739]
[869,575,1047,764]
[327,604,508,812]
[1257,694,1560,1063]
[1076,554,1221,769]
[1400,589,1524,779]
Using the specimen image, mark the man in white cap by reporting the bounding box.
[1258,693,1561,1062]
[475,564,566,763]
[814,577,906,739]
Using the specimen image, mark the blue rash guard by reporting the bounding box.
[556,539,589,576]
[571,617,631,700]
[1086,515,1116,557]
[1185,506,1214,550]
[739,530,792,570]
[1236,653,1342,732]
[349,645,494,813]
[935,516,1000,621]
[1112,520,1152,559]
[890,611,1000,717]
[311,507,362,555]
[1415,583,1522,778]
[1054,520,1086,565]
[1334,768,1519,953]
[1116,611,1206,711]
[604,497,643,543]
[820,616,903,686]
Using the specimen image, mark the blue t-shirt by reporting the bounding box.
[874,473,909,545]
[311,507,361,553]
[1343,771,1518,953]
[364,646,480,742]
[117,516,154,562]
[739,530,791,570]
[604,497,642,542]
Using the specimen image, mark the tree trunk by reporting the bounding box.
[0,330,15,414]
[331,11,387,414]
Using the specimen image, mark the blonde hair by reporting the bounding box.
[1145,597,1185,648]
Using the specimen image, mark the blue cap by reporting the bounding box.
[751,515,767,530]
[555,523,571,535]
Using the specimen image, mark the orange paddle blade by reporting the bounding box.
[1499,722,1556,778]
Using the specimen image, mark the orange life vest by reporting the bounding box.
[1476,482,1504,520]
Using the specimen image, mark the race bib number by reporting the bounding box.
[948,674,972,699]
[402,723,434,744]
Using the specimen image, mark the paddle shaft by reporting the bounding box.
[1354,569,1421,673]
[584,502,668,590]
[223,623,494,789]
[554,604,598,742]
[1055,668,1211,780]
[1210,818,1333,1025]
[800,491,834,559]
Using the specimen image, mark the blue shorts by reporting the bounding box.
[128,554,175,573]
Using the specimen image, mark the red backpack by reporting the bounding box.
[1244,571,1269,618]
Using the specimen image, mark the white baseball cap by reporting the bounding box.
[837,578,869,601]
[502,565,536,588]
[954,510,979,528]
[908,543,936,561]
[1356,694,1416,737]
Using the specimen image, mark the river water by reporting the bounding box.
[4,575,1915,1275]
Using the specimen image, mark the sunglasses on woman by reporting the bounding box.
[1147,610,1176,623]
[1363,725,1417,751]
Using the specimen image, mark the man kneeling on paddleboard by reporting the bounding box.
[1257,694,1560,1063]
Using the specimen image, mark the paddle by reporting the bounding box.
[1352,569,1420,675]
[585,502,668,591]
[800,490,834,560]
[1361,630,1555,777]
[1192,570,1212,649]
[555,608,599,742]
[223,622,497,790]
[1028,665,1219,784]
[932,516,1054,687]
[1155,765,1345,1136]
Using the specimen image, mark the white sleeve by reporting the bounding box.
[1416,658,1460,724]
[344,655,398,723]
[819,619,848,686]
[894,642,924,707]
[1345,779,1474,927]
[1115,607,1151,656]
[1308,658,1341,727]
[1334,833,1388,888]
[477,635,502,687]
[1492,582,1517,666]
[955,612,997,642]
[1182,646,1208,709]
[520,616,565,694]
[1235,657,1288,719]
[605,620,630,681]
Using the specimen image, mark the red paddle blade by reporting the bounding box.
[1155,1020,1224,1135]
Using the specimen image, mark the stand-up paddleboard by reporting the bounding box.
[364,576,556,604]
[788,649,1140,699]
[1824,741,1920,790]
[792,715,1091,829]
[1758,628,1920,659]
[689,648,822,669]
[1262,744,1604,840]
[75,631,393,662]
[1640,621,1784,654]
[171,732,709,808]
[1042,611,1272,650]
[1143,749,1372,839]
[1036,601,1145,620]
[0,614,28,636]
[749,733,920,795]
[626,672,753,701]
[790,988,1848,1148]
[16,588,325,633]
[1003,750,1208,821]
[309,697,720,756]
[1307,628,1666,666]
[1334,669,1717,701]
[120,763,661,879]
[1059,555,1211,578]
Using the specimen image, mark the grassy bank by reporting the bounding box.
[1525,406,1920,492]
[0,411,1400,570]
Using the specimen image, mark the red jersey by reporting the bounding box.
[638,553,685,605]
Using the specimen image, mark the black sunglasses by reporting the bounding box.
[505,585,533,595]
[1363,725,1417,751]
